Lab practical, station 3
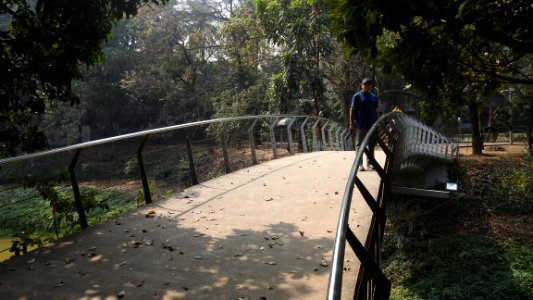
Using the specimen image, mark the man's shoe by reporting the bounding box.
[358,165,365,171]
[366,164,374,171]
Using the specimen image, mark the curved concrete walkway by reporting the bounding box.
[0,151,385,300]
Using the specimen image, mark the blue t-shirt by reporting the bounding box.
[351,91,378,129]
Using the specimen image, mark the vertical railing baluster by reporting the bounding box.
[69,149,88,229]
[321,121,329,149]
[137,135,152,204]
[186,127,199,185]
[287,118,296,154]
[248,119,259,165]
[222,127,230,174]
[311,119,321,151]
[300,117,309,153]
[270,118,278,159]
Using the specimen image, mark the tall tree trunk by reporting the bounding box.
[468,98,483,155]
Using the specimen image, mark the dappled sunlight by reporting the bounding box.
[0,152,361,299]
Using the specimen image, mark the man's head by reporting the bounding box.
[361,78,372,92]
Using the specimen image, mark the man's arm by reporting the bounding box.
[349,106,356,131]
[349,94,358,131]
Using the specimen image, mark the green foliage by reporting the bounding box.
[386,236,532,300]
[329,0,533,129]
[384,154,533,299]
[135,182,155,206]
[9,227,49,257]
[384,196,533,299]
[490,153,533,215]
[0,0,169,157]
[123,157,139,176]
[0,183,136,257]
[255,0,335,113]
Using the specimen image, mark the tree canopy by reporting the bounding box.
[4,0,529,157]
[329,0,533,153]
[330,0,532,90]
[0,0,167,157]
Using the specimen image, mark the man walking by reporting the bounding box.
[349,78,379,171]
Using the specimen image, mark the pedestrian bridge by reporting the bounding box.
[0,113,458,299]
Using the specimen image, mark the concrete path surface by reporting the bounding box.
[0,151,385,300]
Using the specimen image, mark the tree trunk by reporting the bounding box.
[468,98,483,155]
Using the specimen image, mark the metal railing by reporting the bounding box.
[0,114,348,261]
[327,112,458,300]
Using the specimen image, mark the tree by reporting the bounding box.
[329,0,533,154]
[120,0,230,125]
[0,0,168,157]
[255,0,336,115]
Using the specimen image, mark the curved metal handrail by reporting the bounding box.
[0,114,350,260]
[0,114,344,166]
[327,111,459,299]
[327,111,394,299]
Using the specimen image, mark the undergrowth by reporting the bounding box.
[0,186,137,260]
[383,150,533,299]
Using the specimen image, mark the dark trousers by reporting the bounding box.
[355,128,376,165]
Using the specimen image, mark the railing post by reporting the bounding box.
[342,130,352,151]
[248,119,259,165]
[321,121,329,149]
[270,118,278,159]
[287,118,296,154]
[328,124,335,149]
[312,118,321,151]
[69,149,88,229]
[186,127,199,185]
[137,135,152,204]
[346,227,391,299]
[300,117,309,153]
[221,127,230,174]
[335,127,342,150]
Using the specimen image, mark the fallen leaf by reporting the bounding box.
[162,244,176,251]
[145,210,156,218]
[64,258,74,264]
[320,259,329,267]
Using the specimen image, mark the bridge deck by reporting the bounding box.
[0,151,385,300]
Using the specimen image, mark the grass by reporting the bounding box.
[0,186,137,261]
[383,145,533,299]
